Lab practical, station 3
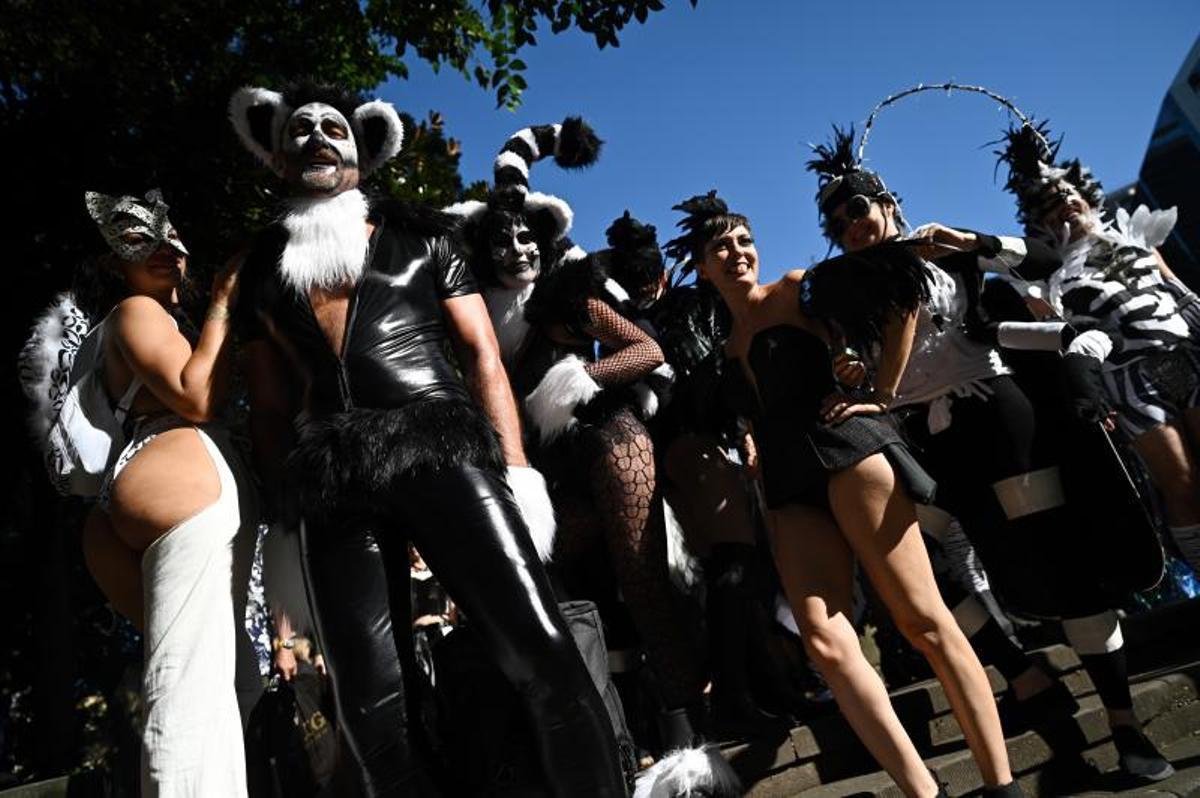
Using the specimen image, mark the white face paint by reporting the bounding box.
[490,219,542,288]
[280,102,360,194]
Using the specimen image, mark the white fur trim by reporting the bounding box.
[483,283,534,364]
[18,292,90,443]
[229,86,290,172]
[524,355,601,443]
[633,745,742,798]
[506,466,556,563]
[351,99,405,175]
[278,189,370,294]
[562,244,588,262]
[523,191,573,239]
[1067,329,1114,362]
[631,382,659,419]
[443,199,488,223]
[494,149,531,179]
[1062,610,1123,655]
[603,277,631,304]
[664,501,702,594]
[514,128,540,160]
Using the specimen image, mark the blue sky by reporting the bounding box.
[382,1,1199,281]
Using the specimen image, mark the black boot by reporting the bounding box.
[982,780,1026,797]
[705,543,789,739]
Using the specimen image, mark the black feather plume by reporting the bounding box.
[663,190,730,265]
[555,116,604,168]
[605,210,664,291]
[805,125,859,188]
[993,119,1061,196]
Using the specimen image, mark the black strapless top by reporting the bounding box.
[237,208,475,417]
[724,324,932,509]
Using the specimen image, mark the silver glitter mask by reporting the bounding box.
[84,189,188,262]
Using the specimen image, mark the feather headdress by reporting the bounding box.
[995,119,1106,233]
[662,190,741,271]
[806,124,893,241]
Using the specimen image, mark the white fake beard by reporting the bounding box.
[278,189,370,294]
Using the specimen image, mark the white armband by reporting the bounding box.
[978,236,1027,273]
[1066,329,1114,362]
[996,321,1067,351]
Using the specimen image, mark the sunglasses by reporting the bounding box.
[824,194,875,241]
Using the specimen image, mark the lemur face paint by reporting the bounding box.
[491,219,541,288]
[85,189,188,262]
[280,103,360,195]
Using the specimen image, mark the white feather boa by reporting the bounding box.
[278,189,370,295]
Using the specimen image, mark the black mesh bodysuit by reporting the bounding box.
[517,263,704,711]
[237,200,625,797]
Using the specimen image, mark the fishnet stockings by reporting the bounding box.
[588,407,702,709]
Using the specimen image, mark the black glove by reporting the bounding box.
[1060,352,1111,424]
[961,307,1000,346]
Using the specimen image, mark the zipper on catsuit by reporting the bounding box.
[335,218,383,410]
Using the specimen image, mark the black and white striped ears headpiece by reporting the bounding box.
[446,116,602,242]
[995,119,1106,232]
[228,83,405,177]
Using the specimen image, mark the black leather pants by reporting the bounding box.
[300,463,626,797]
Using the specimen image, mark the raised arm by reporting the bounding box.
[110,258,240,422]
[580,296,664,386]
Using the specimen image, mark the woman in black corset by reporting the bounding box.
[665,193,1019,798]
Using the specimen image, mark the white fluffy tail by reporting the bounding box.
[506,465,556,563]
[664,501,703,595]
[633,745,742,798]
[524,355,601,443]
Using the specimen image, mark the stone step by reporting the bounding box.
[750,664,1200,797]
[724,645,1086,789]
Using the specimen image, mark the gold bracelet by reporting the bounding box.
[206,303,230,322]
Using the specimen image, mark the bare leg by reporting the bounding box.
[81,507,144,630]
[829,453,1011,790]
[108,428,222,551]
[1132,421,1200,527]
[768,501,939,798]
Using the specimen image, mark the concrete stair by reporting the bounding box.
[726,600,1200,797]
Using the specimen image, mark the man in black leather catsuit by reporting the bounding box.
[227,82,625,797]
